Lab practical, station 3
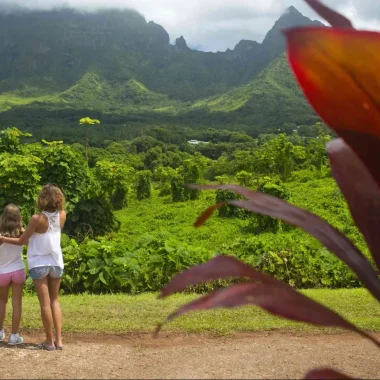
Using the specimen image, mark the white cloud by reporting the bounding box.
[335,2,380,31]
[0,0,379,51]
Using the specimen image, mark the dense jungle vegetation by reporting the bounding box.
[0,123,370,295]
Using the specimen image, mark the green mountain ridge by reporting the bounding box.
[192,54,302,112]
[0,54,312,118]
[0,74,185,114]
[58,74,182,112]
[0,6,321,139]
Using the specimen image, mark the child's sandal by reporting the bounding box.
[37,342,55,351]
[54,341,63,351]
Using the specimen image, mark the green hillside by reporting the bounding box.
[0,56,317,141]
[0,54,314,118]
[0,74,186,113]
[0,5,321,139]
[187,54,317,128]
[192,54,306,112]
[57,74,184,112]
[0,93,57,112]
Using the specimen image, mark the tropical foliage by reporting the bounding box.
[5,114,371,300]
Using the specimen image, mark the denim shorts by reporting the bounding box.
[29,266,63,280]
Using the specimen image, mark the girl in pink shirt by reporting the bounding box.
[0,204,26,345]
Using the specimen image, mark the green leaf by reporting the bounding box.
[99,272,108,285]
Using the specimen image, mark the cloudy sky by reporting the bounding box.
[1,0,380,51]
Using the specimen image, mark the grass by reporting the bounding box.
[114,177,357,253]
[10,289,380,335]
[0,94,59,112]
[115,190,244,251]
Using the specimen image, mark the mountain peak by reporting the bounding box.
[175,35,189,50]
[234,40,260,52]
[283,6,301,16]
[266,5,323,35]
[260,5,324,66]
[277,6,310,25]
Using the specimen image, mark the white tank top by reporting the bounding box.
[0,243,24,274]
[27,211,64,270]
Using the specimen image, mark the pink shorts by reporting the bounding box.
[0,269,26,287]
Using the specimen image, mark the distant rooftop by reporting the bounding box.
[188,140,209,145]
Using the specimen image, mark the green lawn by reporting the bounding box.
[114,177,360,254]
[12,289,380,335]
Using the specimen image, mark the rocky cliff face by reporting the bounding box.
[260,6,323,62]
[175,36,190,51]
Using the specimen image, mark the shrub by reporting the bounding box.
[135,171,152,201]
[215,190,245,218]
[40,140,88,209]
[0,127,32,154]
[248,177,290,233]
[65,175,120,238]
[94,160,133,209]
[0,153,42,220]
[111,187,128,210]
[171,175,186,202]
[183,160,201,200]
[60,233,213,294]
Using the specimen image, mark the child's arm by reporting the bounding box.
[0,215,39,246]
[20,227,29,246]
[60,210,67,229]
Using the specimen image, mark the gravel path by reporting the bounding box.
[1,331,379,379]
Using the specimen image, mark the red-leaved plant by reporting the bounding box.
[156,1,380,378]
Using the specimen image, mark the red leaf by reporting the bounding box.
[157,281,380,348]
[284,27,380,185]
[327,139,380,272]
[304,0,353,28]
[160,255,277,298]
[304,368,355,379]
[189,184,380,301]
[194,202,225,228]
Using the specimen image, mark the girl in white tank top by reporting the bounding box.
[27,210,64,270]
[0,204,26,345]
[0,185,66,351]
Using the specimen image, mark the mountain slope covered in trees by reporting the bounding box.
[0,5,322,139]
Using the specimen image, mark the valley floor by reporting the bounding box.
[1,331,379,379]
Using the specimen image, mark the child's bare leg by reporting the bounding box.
[33,278,54,346]
[0,285,10,331]
[11,282,24,334]
[48,277,62,347]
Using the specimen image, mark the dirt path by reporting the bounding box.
[0,331,379,379]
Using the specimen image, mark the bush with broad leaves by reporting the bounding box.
[39,140,88,209]
[0,128,41,220]
[183,159,201,200]
[156,1,380,378]
[94,160,134,210]
[248,177,290,233]
[135,170,152,201]
[0,127,32,154]
[170,174,186,202]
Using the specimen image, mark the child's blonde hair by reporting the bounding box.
[37,184,65,212]
[0,204,23,238]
